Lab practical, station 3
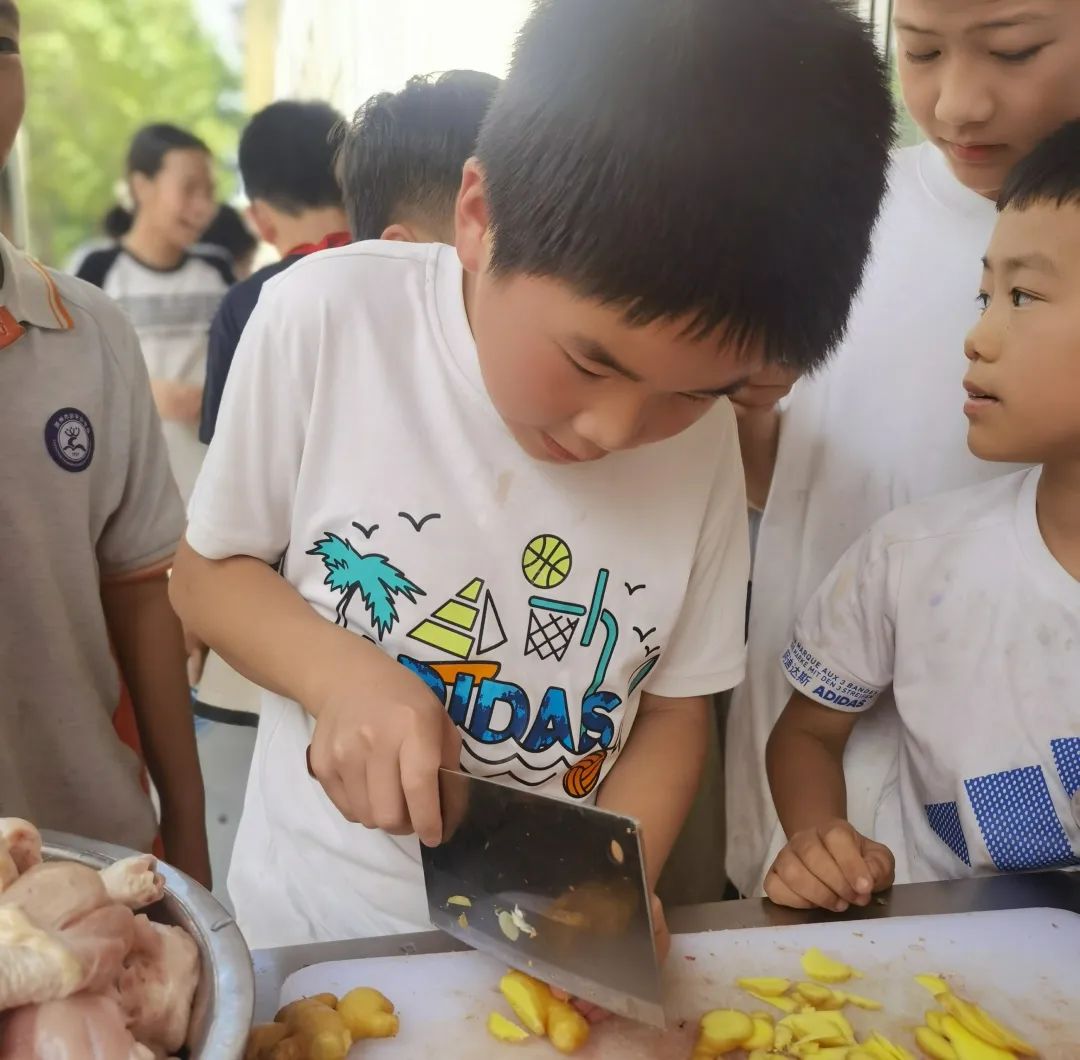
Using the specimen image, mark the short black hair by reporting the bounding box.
[999,119,1080,214]
[126,123,209,179]
[199,203,257,261]
[477,0,895,371]
[238,100,344,215]
[339,70,500,240]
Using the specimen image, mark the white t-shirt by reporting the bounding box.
[783,469,1080,882]
[77,246,231,501]
[186,241,750,947]
[726,142,1024,896]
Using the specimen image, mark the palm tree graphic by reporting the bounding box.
[307,532,425,639]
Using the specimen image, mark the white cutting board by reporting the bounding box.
[280,908,1080,1059]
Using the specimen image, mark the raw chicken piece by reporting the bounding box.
[117,914,199,1057]
[0,862,110,932]
[0,992,155,1060]
[101,855,165,910]
[0,906,83,1010]
[0,872,134,1010]
[62,902,135,994]
[0,842,16,895]
[0,819,42,876]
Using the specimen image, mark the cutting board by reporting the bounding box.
[279,908,1080,1058]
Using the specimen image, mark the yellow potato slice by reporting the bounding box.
[940,994,1031,1054]
[915,974,950,998]
[916,1025,960,1060]
[801,947,861,984]
[487,1011,530,1043]
[841,991,883,1011]
[700,1009,755,1052]
[795,982,837,1007]
[547,997,590,1055]
[745,989,799,1013]
[738,977,793,997]
[968,1002,1038,1057]
[447,895,472,907]
[499,970,552,1037]
[926,1010,947,1035]
[940,1015,1016,1060]
[744,1015,776,1051]
[867,1032,916,1060]
[857,1044,894,1060]
[775,1024,795,1051]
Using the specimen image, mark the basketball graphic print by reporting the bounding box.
[563,750,607,799]
[522,534,572,589]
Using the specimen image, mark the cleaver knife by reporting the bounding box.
[421,768,665,1027]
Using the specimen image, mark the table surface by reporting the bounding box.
[251,870,1080,1021]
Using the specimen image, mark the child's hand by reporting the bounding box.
[305,646,461,847]
[552,892,670,1025]
[764,818,894,912]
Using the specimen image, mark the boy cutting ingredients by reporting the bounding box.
[766,120,1080,910]
[170,0,894,947]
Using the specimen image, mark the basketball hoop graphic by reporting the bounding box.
[526,567,619,697]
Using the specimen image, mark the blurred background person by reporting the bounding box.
[77,123,231,501]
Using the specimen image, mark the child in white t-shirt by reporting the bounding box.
[170,0,895,953]
[765,119,1080,910]
[726,0,1080,898]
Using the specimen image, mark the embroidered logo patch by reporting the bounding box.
[44,407,95,472]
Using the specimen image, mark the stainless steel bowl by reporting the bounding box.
[41,830,253,1060]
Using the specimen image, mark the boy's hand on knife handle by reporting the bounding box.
[306,645,461,847]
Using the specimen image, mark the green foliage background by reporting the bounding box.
[21,0,242,266]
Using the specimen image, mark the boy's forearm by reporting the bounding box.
[766,699,849,837]
[169,540,367,712]
[595,693,709,890]
[150,380,203,424]
[101,574,209,877]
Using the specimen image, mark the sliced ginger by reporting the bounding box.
[916,1025,960,1060]
[739,977,793,997]
[499,970,552,1036]
[487,1011,531,1043]
[801,948,861,984]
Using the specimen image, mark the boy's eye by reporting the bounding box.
[904,49,940,64]
[679,392,715,404]
[976,292,990,313]
[1011,288,1036,308]
[992,44,1046,63]
[568,358,604,380]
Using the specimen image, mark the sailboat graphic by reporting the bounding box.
[407,578,507,684]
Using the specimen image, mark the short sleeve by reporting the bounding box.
[198,292,242,445]
[781,524,898,712]
[96,316,185,577]
[185,277,313,564]
[644,403,750,698]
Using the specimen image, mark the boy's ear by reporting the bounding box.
[246,200,277,248]
[455,158,491,275]
[129,171,152,208]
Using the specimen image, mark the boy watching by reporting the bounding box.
[727,0,1080,900]
[170,0,894,948]
[0,0,210,882]
[766,120,1080,910]
[337,69,501,246]
[200,100,348,444]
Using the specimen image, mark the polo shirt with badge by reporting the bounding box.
[0,233,185,851]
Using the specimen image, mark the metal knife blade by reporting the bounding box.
[421,768,664,1027]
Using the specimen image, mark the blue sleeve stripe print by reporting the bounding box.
[965,766,1080,872]
[1051,737,1080,798]
[925,801,971,866]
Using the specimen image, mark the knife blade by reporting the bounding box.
[421,767,665,1027]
